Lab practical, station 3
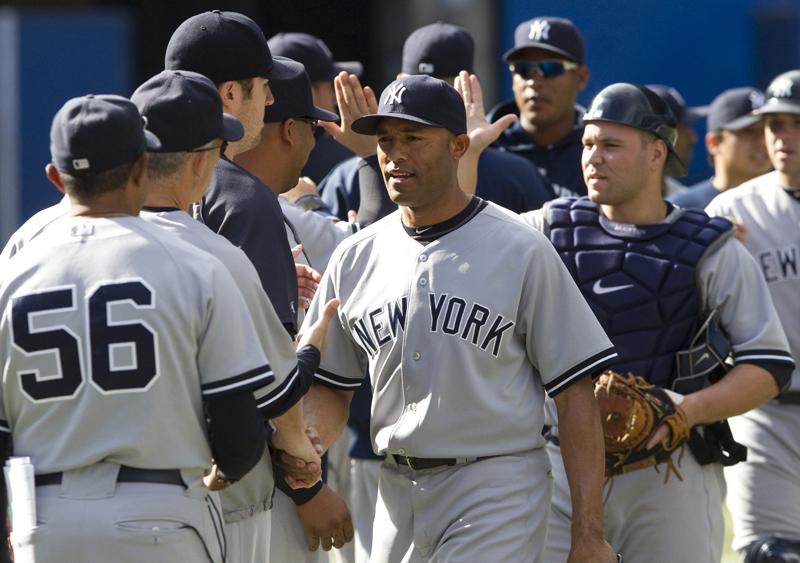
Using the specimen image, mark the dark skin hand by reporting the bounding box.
[296,484,355,551]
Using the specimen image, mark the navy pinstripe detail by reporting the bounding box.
[256,366,299,409]
[313,367,362,389]
[734,349,795,365]
[201,364,275,397]
[544,347,619,397]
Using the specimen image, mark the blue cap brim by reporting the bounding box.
[502,44,579,63]
[265,56,300,81]
[310,106,340,123]
[336,61,363,77]
[754,100,800,116]
[716,113,762,131]
[681,105,709,125]
[221,113,245,141]
[144,129,162,151]
[351,112,448,135]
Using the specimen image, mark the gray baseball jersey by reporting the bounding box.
[279,197,356,273]
[139,208,298,523]
[706,172,800,551]
[0,198,69,265]
[0,215,272,475]
[706,172,800,390]
[302,201,617,459]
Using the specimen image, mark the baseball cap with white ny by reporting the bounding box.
[351,75,467,136]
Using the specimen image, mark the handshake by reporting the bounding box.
[272,425,325,489]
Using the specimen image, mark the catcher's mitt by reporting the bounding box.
[594,370,690,482]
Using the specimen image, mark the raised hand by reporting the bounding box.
[453,70,517,154]
[320,71,379,157]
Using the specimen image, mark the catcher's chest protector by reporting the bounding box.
[546,197,733,389]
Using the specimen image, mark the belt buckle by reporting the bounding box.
[397,454,417,470]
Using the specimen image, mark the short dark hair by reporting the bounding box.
[237,78,254,100]
[58,161,135,199]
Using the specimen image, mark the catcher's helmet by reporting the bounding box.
[582,83,687,177]
[754,70,800,117]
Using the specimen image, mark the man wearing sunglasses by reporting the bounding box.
[490,16,590,199]
[234,59,360,563]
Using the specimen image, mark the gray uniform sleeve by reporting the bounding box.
[280,199,355,273]
[197,264,275,398]
[519,208,547,232]
[300,256,365,390]
[519,234,618,396]
[698,238,795,388]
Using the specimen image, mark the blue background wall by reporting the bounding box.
[499,0,800,184]
[17,9,134,220]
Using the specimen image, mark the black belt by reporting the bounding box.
[391,454,491,471]
[35,466,184,487]
[779,391,800,405]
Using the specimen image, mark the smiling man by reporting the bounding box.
[520,83,794,563]
[278,75,620,563]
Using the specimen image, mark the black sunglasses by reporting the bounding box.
[510,60,580,80]
[187,141,228,157]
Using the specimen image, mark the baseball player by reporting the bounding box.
[671,87,769,210]
[130,68,337,563]
[267,32,363,185]
[706,70,800,561]
[278,75,620,563]
[318,22,553,221]
[0,94,290,562]
[233,59,358,561]
[164,10,310,336]
[646,85,708,198]
[489,16,590,198]
[518,83,794,563]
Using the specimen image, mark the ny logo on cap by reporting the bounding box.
[771,77,794,98]
[386,83,407,105]
[529,20,551,42]
[749,90,765,109]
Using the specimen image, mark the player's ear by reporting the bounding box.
[130,153,148,187]
[217,81,239,114]
[650,138,668,172]
[705,131,722,156]
[281,119,295,145]
[450,133,470,159]
[576,65,590,92]
[190,150,206,178]
[45,163,66,193]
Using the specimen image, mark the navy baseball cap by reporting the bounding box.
[267,32,362,82]
[401,22,474,78]
[646,85,708,126]
[503,17,584,64]
[131,70,244,152]
[351,75,466,135]
[50,94,160,175]
[707,87,765,132]
[754,70,800,116]
[263,58,339,124]
[165,10,295,85]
